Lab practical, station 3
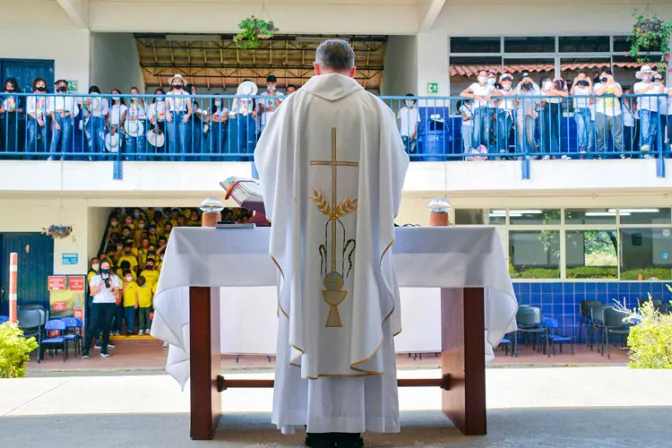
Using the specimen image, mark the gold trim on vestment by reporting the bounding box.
[270,254,289,319]
[348,238,396,376]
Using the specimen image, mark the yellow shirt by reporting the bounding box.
[140,269,159,288]
[187,219,200,227]
[151,282,158,295]
[118,255,138,271]
[123,281,139,307]
[138,284,153,308]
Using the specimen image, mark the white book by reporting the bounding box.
[219,176,265,212]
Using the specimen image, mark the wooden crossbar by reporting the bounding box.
[216,375,450,392]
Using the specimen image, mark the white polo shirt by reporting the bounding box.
[90,273,122,304]
[467,83,494,109]
[397,106,420,137]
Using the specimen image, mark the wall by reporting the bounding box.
[381,36,418,97]
[0,198,89,275]
[87,206,113,262]
[90,32,145,92]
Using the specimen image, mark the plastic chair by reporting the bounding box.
[589,304,612,352]
[41,320,68,362]
[61,317,83,357]
[0,315,9,324]
[514,306,547,357]
[638,298,662,311]
[498,335,513,356]
[602,308,630,360]
[18,308,45,363]
[578,300,601,344]
[542,316,574,355]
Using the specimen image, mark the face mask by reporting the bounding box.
[113,96,120,101]
[123,231,130,237]
[642,75,653,82]
[149,250,156,254]
[139,224,145,229]
[478,76,488,84]
[487,78,496,86]
[502,85,511,91]
[146,265,154,270]
[126,276,133,282]
[111,221,118,227]
[124,250,131,255]
[405,100,413,107]
[36,86,47,92]
[92,263,100,272]
[101,268,110,274]
[268,85,276,91]
[57,86,67,93]
[172,84,183,90]
[214,101,221,106]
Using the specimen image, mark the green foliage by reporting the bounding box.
[619,294,672,369]
[566,266,618,279]
[514,268,561,279]
[621,269,672,281]
[234,16,278,50]
[627,11,672,71]
[0,322,39,378]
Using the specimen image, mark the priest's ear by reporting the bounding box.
[313,62,357,79]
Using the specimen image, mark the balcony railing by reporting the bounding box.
[1,92,670,177]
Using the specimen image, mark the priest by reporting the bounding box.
[255,40,410,448]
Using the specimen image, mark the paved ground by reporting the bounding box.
[2,367,670,448]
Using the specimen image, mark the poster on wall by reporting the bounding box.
[49,275,85,320]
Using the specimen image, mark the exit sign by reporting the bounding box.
[427,82,439,94]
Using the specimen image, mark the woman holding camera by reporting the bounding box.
[571,73,593,155]
[83,259,122,358]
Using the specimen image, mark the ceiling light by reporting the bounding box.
[509,210,543,214]
[586,212,616,216]
[608,208,660,213]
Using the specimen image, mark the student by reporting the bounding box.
[122,270,139,336]
[397,94,420,155]
[136,276,153,335]
[48,79,79,159]
[126,87,148,160]
[140,258,159,289]
[26,78,49,158]
[107,89,127,154]
[458,99,473,155]
[83,85,108,155]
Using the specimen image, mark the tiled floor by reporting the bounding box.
[27,339,627,374]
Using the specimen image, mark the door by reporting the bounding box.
[0,233,54,314]
[0,59,55,93]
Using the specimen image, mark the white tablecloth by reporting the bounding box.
[151,226,518,388]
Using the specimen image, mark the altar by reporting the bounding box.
[151,226,518,440]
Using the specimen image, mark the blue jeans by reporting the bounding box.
[574,109,590,152]
[212,121,228,156]
[496,110,513,153]
[540,104,562,155]
[516,114,536,155]
[401,135,417,154]
[50,114,73,156]
[124,306,136,335]
[471,107,490,150]
[125,134,147,160]
[236,115,257,161]
[26,117,48,158]
[639,109,659,150]
[86,116,106,155]
[461,122,472,155]
[587,119,595,152]
[167,112,190,161]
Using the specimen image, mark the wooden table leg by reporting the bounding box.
[189,286,222,440]
[441,287,486,436]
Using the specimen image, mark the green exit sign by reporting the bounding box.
[427,82,439,94]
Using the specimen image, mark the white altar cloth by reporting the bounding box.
[151,226,518,388]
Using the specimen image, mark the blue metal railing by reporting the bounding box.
[1,92,670,172]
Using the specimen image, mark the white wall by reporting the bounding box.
[0,198,89,275]
[90,32,145,92]
[87,206,112,262]
[381,36,418,97]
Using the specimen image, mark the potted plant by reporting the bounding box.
[234,15,279,49]
[43,224,73,239]
[628,11,672,71]
[0,322,39,378]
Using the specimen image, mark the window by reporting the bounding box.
[450,37,501,54]
[455,209,485,225]
[566,230,618,279]
[449,56,503,95]
[504,37,555,53]
[619,208,671,225]
[509,209,561,226]
[620,228,672,280]
[565,209,617,225]
[613,36,659,54]
[487,209,506,225]
[509,230,560,279]
[559,36,610,53]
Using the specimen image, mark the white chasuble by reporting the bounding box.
[255,73,409,434]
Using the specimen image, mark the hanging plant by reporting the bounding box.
[627,11,672,72]
[233,15,278,50]
[43,225,73,239]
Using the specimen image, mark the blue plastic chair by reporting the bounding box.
[0,315,9,324]
[41,320,68,362]
[61,317,83,356]
[542,316,574,355]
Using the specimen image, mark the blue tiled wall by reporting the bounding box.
[512,281,672,339]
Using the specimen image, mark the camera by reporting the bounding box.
[600,77,609,83]
[577,80,589,87]
[521,82,533,91]
[101,272,111,289]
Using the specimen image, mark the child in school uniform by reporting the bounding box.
[137,276,153,335]
[122,270,139,336]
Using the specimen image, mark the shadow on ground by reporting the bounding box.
[1,407,669,448]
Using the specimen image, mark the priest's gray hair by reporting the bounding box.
[315,40,356,72]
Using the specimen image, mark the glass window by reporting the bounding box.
[450,37,501,54]
[620,228,672,280]
[613,36,659,54]
[504,37,555,53]
[455,209,485,225]
[619,208,671,225]
[566,230,618,279]
[565,209,617,225]
[487,209,506,225]
[559,36,610,53]
[449,56,503,95]
[509,209,561,225]
[509,230,560,279]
